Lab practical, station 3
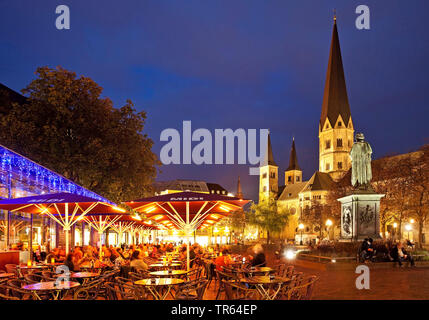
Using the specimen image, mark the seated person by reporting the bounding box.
[215,248,233,271]
[129,250,148,272]
[249,244,266,267]
[63,253,76,272]
[391,242,415,267]
[359,238,375,262]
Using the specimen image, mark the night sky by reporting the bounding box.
[1,1,428,201]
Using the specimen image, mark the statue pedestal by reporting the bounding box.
[338,191,384,241]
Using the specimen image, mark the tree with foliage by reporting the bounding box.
[408,145,429,248]
[372,154,414,239]
[0,66,159,203]
[246,192,291,244]
[300,200,336,239]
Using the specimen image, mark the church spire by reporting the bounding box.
[320,16,351,129]
[236,176,243,199]
[261,133,277,167]
[286,138,301,171]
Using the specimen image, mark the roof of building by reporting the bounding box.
[261,133,277,167]
[235,176,243,199]
[286,138,301,171]
[320,19,352,128]
[153,180,210,193]
[278,182,307,201]
[153,179,229,195]
[206,182,228,194]
[302,171,334,192]
[0,83,27,114]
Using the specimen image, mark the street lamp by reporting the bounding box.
[298,223,304,245]
[325,219,333,240]
[405,224,412,240]
[410,219,415,224]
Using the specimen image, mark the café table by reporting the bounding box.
[241,267,274,277]
[149,270,188,278]
[16,265,48,277]
[149,263,181,270]
[70,272,100,285]
[134,278,184,300]
[79,263,104,272]
[240,276,290,300]
[157,260,181,264]
[22,280,81,300]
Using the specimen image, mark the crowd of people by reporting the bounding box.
[359,238,415,266]
[28,241,268,274]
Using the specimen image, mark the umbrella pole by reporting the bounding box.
[186,201,190,271]
[30,213,33,261]
[99,232,103,260]
[65,228,69,255]
[187,235,190,271]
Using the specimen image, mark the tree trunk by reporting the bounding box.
[381,221,386,239]
[418,220,424,249]
[266,230,270,245]
[398,220,402,241]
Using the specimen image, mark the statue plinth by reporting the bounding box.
[338,191,384,242]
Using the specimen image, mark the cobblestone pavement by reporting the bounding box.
[293,265,429,300]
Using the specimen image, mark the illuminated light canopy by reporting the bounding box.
[219,205,230,212]
[0,144,110,203]
[145,206,156,213]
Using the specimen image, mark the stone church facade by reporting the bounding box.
[258,17,354,242]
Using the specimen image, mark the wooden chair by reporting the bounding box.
[285,276,318,300]
[0,292,20,300]
[105,282,142,300]
[175,279,208,300]
[24,273,45,284]
[5,280,34,300]
[223,280,255,300]
[5,264,17,276]
[215,270,240,299]
[73,278,104,300]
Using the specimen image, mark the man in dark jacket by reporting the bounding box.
[359,238,374,262]
[391,242,415,266]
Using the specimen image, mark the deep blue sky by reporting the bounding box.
[1,1,428,201]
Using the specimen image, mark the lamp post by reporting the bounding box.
[393,222,398,241]
[298,223,304,245]
[405,224,412,240]
[325,219,333,240]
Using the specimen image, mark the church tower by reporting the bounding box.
[319,16,354,181]
[259,133,278,201]
[285,138,302,185]
[236,176,243,199]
